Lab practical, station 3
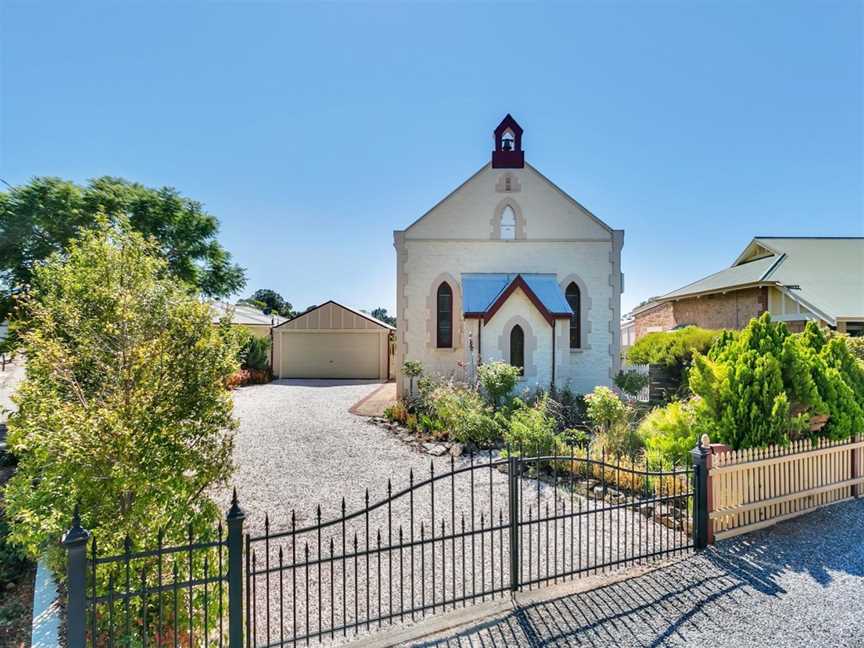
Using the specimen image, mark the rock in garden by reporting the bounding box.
[639,503,654,517]
[449,443,464,457]
[422,443,448,456]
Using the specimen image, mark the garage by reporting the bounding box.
[272,301,394,380]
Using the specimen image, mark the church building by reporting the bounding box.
[393,115,624,397]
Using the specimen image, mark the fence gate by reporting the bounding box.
[244,444,696,647]
[64,443,703,648]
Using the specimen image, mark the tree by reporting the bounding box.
[4,218,239,571]
[247,288,294,317]
[0,176,246,319]
[369,307,396,327]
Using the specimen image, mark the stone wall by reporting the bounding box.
[634,302,675,338]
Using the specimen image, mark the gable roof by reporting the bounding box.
[274,300,395,331]
[462,273,573,326]
[639,237,864,323]
[400,162,615,236]
[211,302,288,327]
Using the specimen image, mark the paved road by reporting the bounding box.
[409,498,864,648]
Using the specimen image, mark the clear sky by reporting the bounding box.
[2,1,862,315]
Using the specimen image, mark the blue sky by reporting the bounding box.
[2,1,862,315]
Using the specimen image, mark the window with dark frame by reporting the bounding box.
[510,324,524,374]
[566,282,581,349]
[436,282,453,348]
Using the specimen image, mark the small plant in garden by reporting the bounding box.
[477,360,521,408]
[383,401,408,424]
[505,395,559,453]
[402,359,423,396]
[584,386,642,458]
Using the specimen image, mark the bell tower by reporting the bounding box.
[492,114,524,169]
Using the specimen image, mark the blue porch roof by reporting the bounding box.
[461,273,573,316]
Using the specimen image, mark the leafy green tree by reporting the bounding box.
[248,289,294,317]
[4,219,239,571]
[0,176,246,320]
[369,307,396,327]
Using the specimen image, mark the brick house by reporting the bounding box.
[630,237,864,339]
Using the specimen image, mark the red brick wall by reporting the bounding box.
[634,302,675,338]
[634,287,769,338]
[672,287,768,331]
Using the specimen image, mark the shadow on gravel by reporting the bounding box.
[410,499,864,647]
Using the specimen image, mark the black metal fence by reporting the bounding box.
[64,441,711,648]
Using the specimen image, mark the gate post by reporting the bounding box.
[226,488,246,648]
[691,435,711,550]
[508,451,520,591]
[63,504,90,648]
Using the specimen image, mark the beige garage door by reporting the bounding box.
[279,332,380,379]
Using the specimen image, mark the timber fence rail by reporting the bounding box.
[708,434,864,541]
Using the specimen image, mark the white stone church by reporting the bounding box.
[394,115,624,398]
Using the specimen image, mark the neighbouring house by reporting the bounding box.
[631,237,864,339]
[272,301,395,380]
[620,313,636,358]
[210,302,288,338]
[393,115,625,398]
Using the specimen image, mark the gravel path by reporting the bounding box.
[410,498,864,648]
[219,380,682,647]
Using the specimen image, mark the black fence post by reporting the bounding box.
[508,450,520,591]
[63,504,90,648]
[226,488,246,648]
[691,436,710,550]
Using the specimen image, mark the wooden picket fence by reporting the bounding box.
[708,435,864,541]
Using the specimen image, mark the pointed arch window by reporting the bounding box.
[436,282,453,348]
[566,282,581,349]
[500,205,516,240]
[510,325,524,374]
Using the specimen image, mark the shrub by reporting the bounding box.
[614,370,649,398]
[227,368,272,388]
[627,326,722,368]
[547,385,587,431]
[639,400,698,467]
[505,395,559,453]
[584,386,628,434]
[3,220,238,577]
[426,382,502,446]
[239,334,270,371]
[689,314,864,450]
[478,361,521,408]
[844,335,864,362]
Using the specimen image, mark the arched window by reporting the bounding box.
[436,282,453,348]
[500,205,516,240]
[566,282,581,349]
[510,325,524,374]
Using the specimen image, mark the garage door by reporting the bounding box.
[279,332,380,379]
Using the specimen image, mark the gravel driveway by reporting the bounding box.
[410,498,864,648]
[219,380,681,647]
